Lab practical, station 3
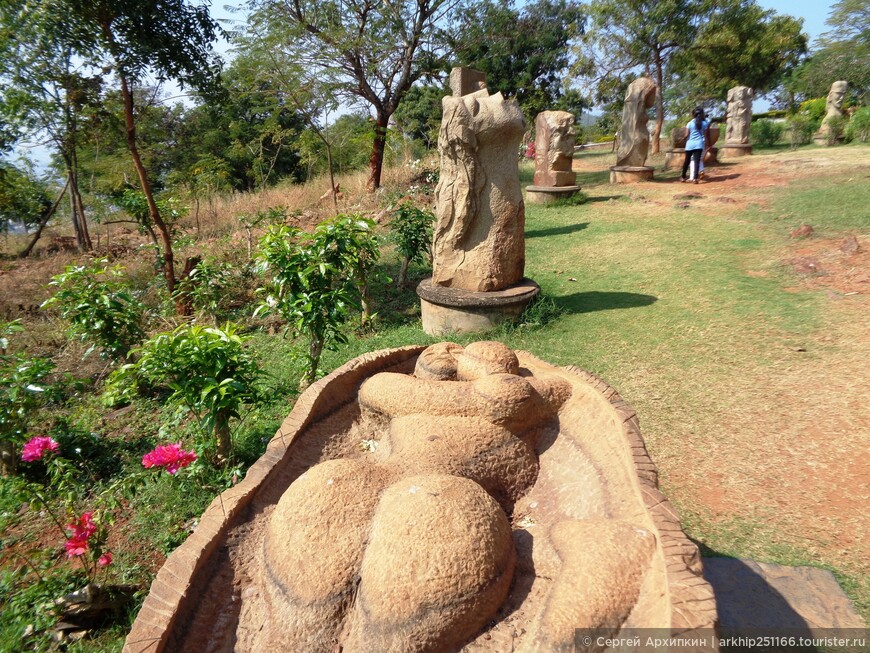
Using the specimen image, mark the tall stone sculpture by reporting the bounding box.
[526,111,581,204]
[416,68,540,335]
[721,85,754,158]
[610,76,657,183]
[814,81,849,145]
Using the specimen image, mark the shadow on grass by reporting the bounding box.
[554,291,657,314]
[585,194,625,203]
[526,222,589,238]
[694,544,817,635]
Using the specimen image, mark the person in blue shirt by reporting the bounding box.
[681,107,710,184]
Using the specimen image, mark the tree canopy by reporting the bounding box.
[246,0,462,190]
[450,0,587,120]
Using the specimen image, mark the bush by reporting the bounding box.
[0,323,55,474]
[845,107,870,143]
[42,258,145,361]
[105,323,261,460]
[786,113,817,149]
[750,119,784,148]
[388,202,434,287]
[799,97,827,122]
[255,217,382,386]
[824,115,846,145]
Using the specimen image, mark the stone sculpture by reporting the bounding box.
[611,76,657,182]
[533,111,576,187]
[526,111,581,204]
[260,342,575,651]
[124,342,719,653]
[430,86,526,292]
[814,81,849,145]
[725,86,753,144]
[417,68,539,335]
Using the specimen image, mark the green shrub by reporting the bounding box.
[0,328,55,474]
[750,119,784,147]
[255,215,386,385]
[845,108,870,143]
[105,323,261,460]
[799,97,827,122]
[42,258,145,360]
[824,115,846,145]
[786,113,817,149]
[388,202,434,287]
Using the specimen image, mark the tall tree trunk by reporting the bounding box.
[18,179,69,258]
[366,113,390,192]
[69,148,92,250]
[652,52,665,155]
[103,18,178,299]
[68,174,84,248]
[117,72,177,298]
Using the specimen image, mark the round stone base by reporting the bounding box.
[703,147,719,166]
[417,277,540,336]
[664,149,685,170]
[720,143,753,158]
[525,185,582,205]
[610,166,654,183]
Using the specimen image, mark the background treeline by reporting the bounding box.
[1,0,869,254]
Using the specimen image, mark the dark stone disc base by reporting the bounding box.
[525,185,582,205]
[417,277,540,336]
[610,166,654,183]
[720,143,753,158]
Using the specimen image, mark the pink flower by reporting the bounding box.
[64,512,97,558]
[142,443,197,475]
[98,552,113,567]
[20,436,59,462]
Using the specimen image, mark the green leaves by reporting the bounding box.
[105,322,261,458]
[42,257,145,361]
[255,214,383,384]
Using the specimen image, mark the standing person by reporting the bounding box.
[681,107,710,184]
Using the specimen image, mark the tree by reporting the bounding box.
[0,6,99,251]
[676,1,807,102]
[247,0,462,191]
[449,0,587,120]
[392,83,448,149]
[785,0,870,103]
[577,0,709,153]
[32,0,224,310]
[0,160,52,236]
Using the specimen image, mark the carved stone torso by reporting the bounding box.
[615,77,657,167]
[432,91,526,292]
[817,80,849,138]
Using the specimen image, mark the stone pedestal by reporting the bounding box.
[525,185,581,205]
[704,147,719,166]
[664,149,685,170]
[417,277,540,336]
[610,165,654,183]
[720,143,753,158]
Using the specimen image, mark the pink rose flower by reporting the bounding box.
[98,552,113,567]
[20,436,59,462]
[142,443,197,475]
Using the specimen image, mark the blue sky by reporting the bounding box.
[757,0,833,42]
